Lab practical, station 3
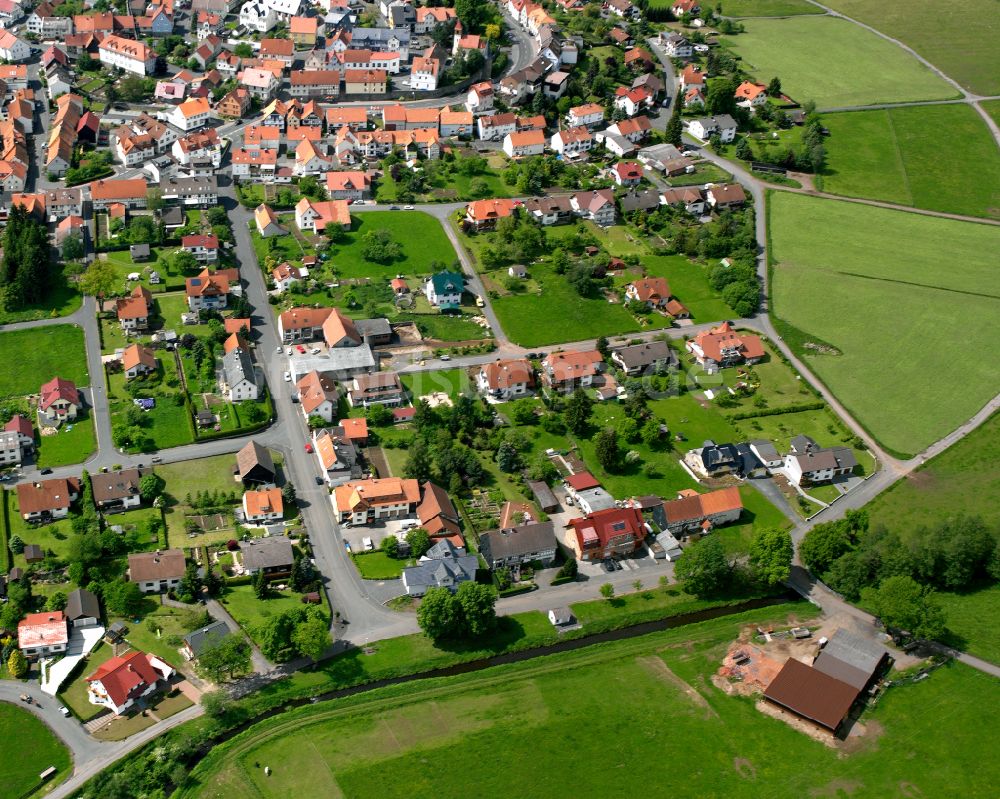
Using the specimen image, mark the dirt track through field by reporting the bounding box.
[638,656,718,719]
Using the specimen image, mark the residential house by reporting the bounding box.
[477,112,517,141]
[659,486,743,535]
[523,195,573,226]
[564,471,615,514]
[347,372,404,408]
[168,97,212,132]
[236,440,276,486]
[480,522,557,570]
[410,53,441,91]
[18,612,68,659]
[271,261,306,292]
[604,116,653,144]
[86,651,174,716]
[541,350,604,393]
[567,507,645,562]
[289,70,341,99]
[503,128,546,158]
[91,467,146,511]
[239,67,280,101]
[749,440,783,471]
[464,197,518,231]
[415,5,456,34]
[466,80,494,115]
[623,47,653,71]
[28,2,73,37]
[706,183,747,208]
[182,234,219,263]
[611,340,678,376]
[611,160,644,187]
[401,540,478,596]
[735,81,768,108]
[686,322,764,371]
[686,114,738,143]
[239,1,277,32]
[477,359,534,401]
[222,345,259,401]
[181,620,229,661]
[625,276,673,309]
[0,31,30,63]
[783,435,859,486]
[128,549,186,593]
[240,535,294,577]
[313,425,360,484]
[343,69,387,95]
[185,268,230,311]
[416,481,462,538]
[671,0,701,15]
[15,477,79,521]
[65,588,101,628]
[231,147,278,180]
[679,64,705,91]
[90,178,148,211]
[325,170,370,201]
[297,371,339,422]
[424,271,465,310]
[571,189,616,226]
[116,295,150,333]
[614,85,652,117]
[295,197,351,233]
[0,431,22,468]
[216,87,251,118]
[161,176,219,207]
[39,377,81,424]
[172,128,222,168]
[290,15,319,47]
[99,35,156,75]
[241,488,285,525]
[440,109,473,138]
[254,204,286,238]
[4,414,33,455]
[661,32,692,58]
[551,125,593,159]
[333,477,421,524]
[567,102,604,128]
[121,344,157,379]
[683,440,762,478]
[660,186,707,215]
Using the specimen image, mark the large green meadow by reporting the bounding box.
[768,192,999,457]
[721,16,957,108]
[0,703,72,797]
[180,606,1000,799]
[820,0,1000,95]
[820,104,1000,219]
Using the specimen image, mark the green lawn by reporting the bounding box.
[666,163,733,187]
[0,325,89,397]
[36,410,97,468]
[768,192,1000,457]
[820,105,1000,219]
[329,211,458,280]
[0,703,72,796]
[720,16,958,107]
[5,489,77,567]
[220,584,319,645]
[0,274,81,326]
[819,0,1000,95]
[982,100,1000,127]
[638,255,737,322]
[713,0,822,15]
[59,642,118,721]
[401,368,473,400]
[115,603,199,667]
[352,551,415,579]
[180,603,1000,799]
[938,584,1000,664]
[157,454,243,541]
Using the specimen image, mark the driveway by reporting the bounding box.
[40,626,106,696]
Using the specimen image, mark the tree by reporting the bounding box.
[799,521,854,575]
[47,591,68,612]
[281,482,297,506]
[455,582,497,637]
[257,608,305,662]
[594,428,620,472]
[706,76,739,116]
[289,556,316,592]
[381,535,399,558]
[7,649,27,679]
[600,583,615,600]
[735,138,753,161]
[365,403,393,427]
[665,100,683,147]
[104,580,144,617]
[767,76,782,96]
[406,528,431,558]
[507,398,536,426]
[595,336,610,359]
[675,537,730,597]
[78,260,119,298]
[252,569,269,600]
[139,473,165,503]
[234,42,253,58]
[200,690,232,718]
[555,557,577,580]
[196,635,252,682]
[178,562,203,602]
[61,234,85,262]
[748,528,793,586]
[360,228,402,264]
[292,609,332,661]
[496,441,519,473]
[861,576,946,640]
[9,535,24,554]
[417,587,464,641]
[564,388,593,435]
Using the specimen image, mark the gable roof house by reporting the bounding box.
[625,276,674,310]
[416,481,462,538]
[236,440,276,486]
[541,350,604,393]
[782,435,859,487]
[39,377,81,424]
[502,128,546,158]
[735,81,768,108]
[91,467,146,511]
[611,340,678,376]
[313,425,360,484]
[65,588,101,628]
[295,197,351,233]
[86,651,175,716]
[480,522,557,570]
[571,189,616,226]
[127,549,186,593]
[424,271,465,310]
[243,489,285,527]
[686,322,764,372]
[706,182,747,208]
[185,268,230,311]
[686,114,738,144]
[222,344,259,402]
[15,477,80,521]
[347,372,404,408]
[464,197,518,231]
[181,620,229,661]
[297,370,339,422]
[659,486,743,536]
[401,539,478,596]
[683,440,762,479]
[254,203,286,237]
[18,612,68,658]
[333,477,421,524]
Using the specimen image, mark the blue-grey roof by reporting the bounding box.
[223,347,257,389]
[403,555,478,593]
[182,621,230,658]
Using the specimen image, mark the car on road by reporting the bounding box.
[389,206,400,210]
[602,559,614,573]
[59,706,70,717]
[296,345,306,354]
[310,347,321,355]
[275,345,282,354]
[39,468,52,475]
[403,205,415,210]
[315,475,324,485]
[283,371,291,382]
[304,442,313,453]
[286,347,292,355]
[440,354,450,361]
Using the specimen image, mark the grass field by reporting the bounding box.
[0,325,89,397]
[352,551,414,579]
[180,605,1000,799]
[331,211,458,279]
[820,105,1000,218]
[35,411,97,468]
[820,0,1000,96]
[221,584,320,645]
[982,100,1000,127]
[714,0,821,15]
[768,192,1000,456]
[0,703,72,797]
[156,454,242,541]
[721,16,958,108]
[0,276,81,326]
[401,368,473,400]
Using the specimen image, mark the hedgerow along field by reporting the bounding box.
[819,104,1000,219]
[178,606,1000,799]
[720,16,958,108]
[819,0,1000,95]
[768,192,1000,457]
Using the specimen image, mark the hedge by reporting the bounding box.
[727,400,826,421]
[549,575,577,587]
[498,584,536,598]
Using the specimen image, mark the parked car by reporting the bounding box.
[275,345,282,354]
[310,347,320,355]
[283,371,292,382]
[304,442,313,453]
[315,475,324,485]
[440,354,450,361]
[403,205,415,210]
[362,536,374,551]
[296,345,306,354]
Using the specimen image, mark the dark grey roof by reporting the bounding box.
[619,189,660,214]
[91,467,146,504]
[130,244,150,257]
[813,629,887,690]
[750,439,780,460]
[23,544,44,560]
[182,620,230,658]
[162,176,218,197]
[425,538,465,559]
[480,522,556,563]
[403,555,478,592]
[240,536,294,570]
[527,480,558,511]
[160,206,184,226]
[65,588,100,621]
[223,347,257,389]
[354,317,391,339]
[352,26,409,45]
[611,340,677,371]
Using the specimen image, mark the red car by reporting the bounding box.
[304,443,313,453]
[296,345,306,354]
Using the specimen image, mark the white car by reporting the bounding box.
[283,371,292,382]
[440,354,450,361]
[286,347,292,355]
[275,345,282,354]
[403,205,415,210]
[310,347,321,355]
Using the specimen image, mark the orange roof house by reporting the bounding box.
[625,276,672,308]
[465,197,518,229]
[333,477,421,522]
[686,322,764,371]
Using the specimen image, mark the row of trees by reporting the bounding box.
[417,583,497,641]
[675,527,794,597]
[1,206,54,310]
